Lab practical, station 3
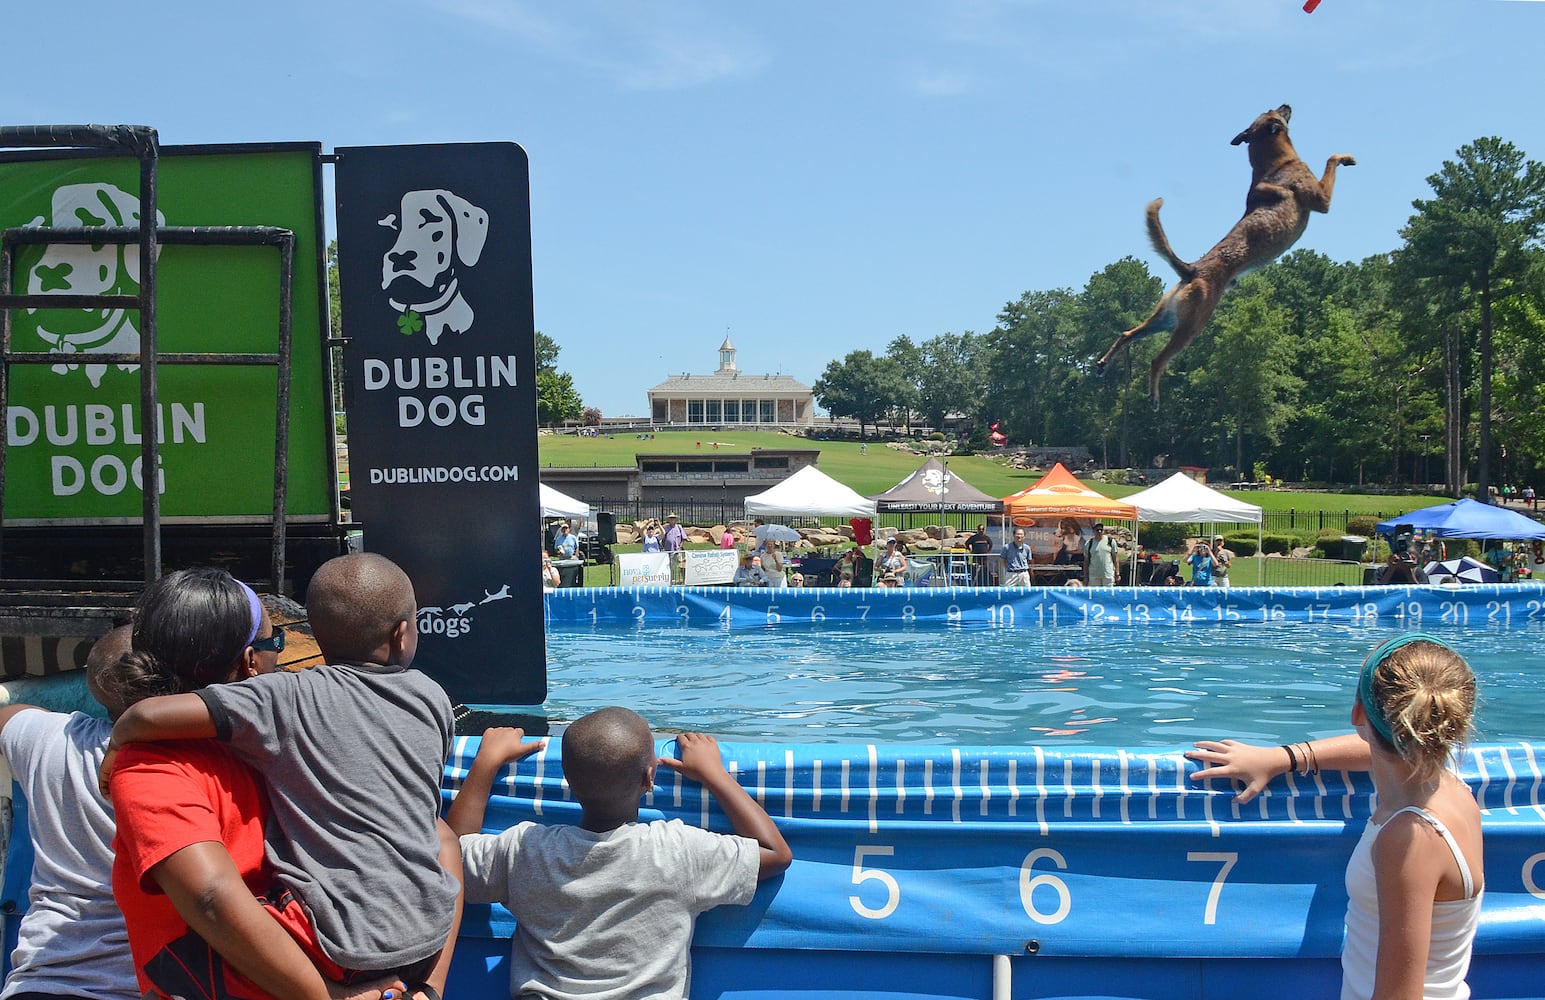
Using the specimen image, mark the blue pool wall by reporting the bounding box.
[6,584,1544,999]
[545,580,1545,631]
[530,583,1545,997]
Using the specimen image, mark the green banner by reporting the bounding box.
[0,145,332,522]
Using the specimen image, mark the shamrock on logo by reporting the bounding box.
[397,310,424,336]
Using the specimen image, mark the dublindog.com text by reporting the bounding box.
[368,464,520,485]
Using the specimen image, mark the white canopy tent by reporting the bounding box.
[539,482,591,519]
[744,465,878,520]
[1124,473,1263,584]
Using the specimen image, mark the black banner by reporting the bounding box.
[335,142,544,705]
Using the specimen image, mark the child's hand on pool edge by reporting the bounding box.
[1185,739,1285,804]
[477,727,547,767]
[658,731,729,785]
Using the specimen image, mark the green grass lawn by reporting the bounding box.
[541,428,1452,514]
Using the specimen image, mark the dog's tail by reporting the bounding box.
[1145,199,1195,280]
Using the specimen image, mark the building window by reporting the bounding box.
[760,400,775,423]
[688,400,704,423]
[706,399,722,422]
[754,456,789,470]
[652,400,667,422]
[723,399,740,422]
[713,461,748,473]
[743,399,757,422]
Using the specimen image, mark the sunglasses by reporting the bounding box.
[251,625,287,653]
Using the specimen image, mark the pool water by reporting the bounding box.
[543,620,1545,746]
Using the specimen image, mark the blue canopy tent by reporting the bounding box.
[1375,498,1545,540]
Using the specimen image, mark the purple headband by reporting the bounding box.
[235,579,263,647]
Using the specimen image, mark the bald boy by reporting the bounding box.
[448,709,792,1000]
[107,555,459,997]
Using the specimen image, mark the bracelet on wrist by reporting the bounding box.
[1280,743,1299,773]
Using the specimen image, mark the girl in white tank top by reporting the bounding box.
[1187,634,1483,1000]
[1342,635,1483,1000]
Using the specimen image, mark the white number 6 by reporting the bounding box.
[849,845,900,919]
[1019,848,1072,924]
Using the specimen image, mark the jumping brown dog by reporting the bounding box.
[1096,105,1355,408]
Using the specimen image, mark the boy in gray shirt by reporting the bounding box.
[106,554,460,996]
[447,709,792,1000]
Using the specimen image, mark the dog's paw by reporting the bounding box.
[1149,393,1162,412]
[1337,154,1357,167]
[1094,359,1107,376]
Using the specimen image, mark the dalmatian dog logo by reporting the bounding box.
[24,183,164,388]
[379,190,489,345]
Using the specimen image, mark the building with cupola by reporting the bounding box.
[646,337,815,427]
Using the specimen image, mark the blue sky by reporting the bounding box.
[8,0,1544,416]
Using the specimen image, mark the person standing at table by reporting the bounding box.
[1087,523,1120,587]
[1000,527,1032,588]
[663,513,687,584]
[1211,535,1234,589]
[552,521,579,560]
[966,523,995,585]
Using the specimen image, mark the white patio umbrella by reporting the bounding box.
[753,523,803,543]
[1422,556,1499,585]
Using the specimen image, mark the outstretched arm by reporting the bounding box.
[1186,733,1370,804]
[100,694,219,794]
[445,727,546,837]
[112,693,218,745]
[660,732,792,880]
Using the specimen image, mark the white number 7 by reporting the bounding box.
[849,845,900,919]
[1186,851,1238,925]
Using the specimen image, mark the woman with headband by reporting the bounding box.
[105,568,394,1000]
[1188,635,1483,999]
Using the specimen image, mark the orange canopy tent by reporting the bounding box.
[1000,463,1138,520]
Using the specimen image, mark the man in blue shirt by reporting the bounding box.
[552,521,579,559]
[1000,527,1033,588]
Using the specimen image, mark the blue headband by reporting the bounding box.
[235,580,263,648]
[1357,633,1455,750]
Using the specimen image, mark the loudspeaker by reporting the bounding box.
[595,512,617,545]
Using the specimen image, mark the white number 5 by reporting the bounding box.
[849,845,900,919]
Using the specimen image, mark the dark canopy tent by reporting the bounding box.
[870,458,1003,513]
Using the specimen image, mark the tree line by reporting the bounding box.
[812,138,1545,499]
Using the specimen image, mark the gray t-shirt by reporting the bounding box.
[197,663,458,970]
[460,819,760,1000]
[0,709,138,1000]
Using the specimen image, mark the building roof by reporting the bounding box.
[649,372,812,394]
[719,335,735,352]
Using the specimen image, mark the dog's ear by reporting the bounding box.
[435,191,489,268]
